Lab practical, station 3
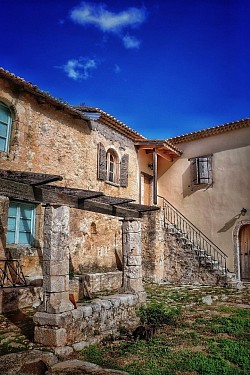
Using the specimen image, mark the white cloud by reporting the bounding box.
[122,35,141,49]
[62,58,97,80]
[70,2,146,33]
[70,2,146,49]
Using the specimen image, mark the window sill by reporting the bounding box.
[105,180,120,187]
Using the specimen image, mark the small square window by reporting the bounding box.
[7,202,36,245]
[190,155,213,186]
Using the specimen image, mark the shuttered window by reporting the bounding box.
[7,202,35,245]
[120,154,129,187]
[0,102,12,152]
[97,142,107,180]
[190,155,212,185]
[107,149,119,184]
[97,143,129,187]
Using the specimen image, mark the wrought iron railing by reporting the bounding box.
[158,196,228,274]
[0,259,27,287]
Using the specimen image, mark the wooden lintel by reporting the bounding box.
[0,178,77,207]
[30,175,63,186]
[78,200,141,218]
[156,150,173,162]
[78,193,104,203]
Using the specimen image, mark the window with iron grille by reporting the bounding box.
[0,102,12,152]
[7,202,36,245]
[190,155,213,186]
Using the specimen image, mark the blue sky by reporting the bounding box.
[1,0,250,139]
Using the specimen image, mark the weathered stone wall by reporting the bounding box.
[4,206,123,280]
[34,292,146,349]
[0,78,140,276]
[142,210,220,285]
[69,272,122,301]
[0,286,43,313]
[0,79,139,198]
[69,210,122,274]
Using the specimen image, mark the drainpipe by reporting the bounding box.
[153,148,158,205]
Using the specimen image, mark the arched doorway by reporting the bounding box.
[239,224,250,281]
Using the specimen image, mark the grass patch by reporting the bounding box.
[81,285,250,374]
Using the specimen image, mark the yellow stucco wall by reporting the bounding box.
[158,127,250,271]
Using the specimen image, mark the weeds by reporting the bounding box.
[81,285,250,375]
[137,302,182,326]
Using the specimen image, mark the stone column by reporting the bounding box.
[39,205,73,314]
[0,196,9,258]
[121,217,144,293]
[34,205,73,349]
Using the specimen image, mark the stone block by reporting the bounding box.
[72,341,90,351]
[33,311,71,326]
[54,346,74,357]
[43,275,69,293]
[43,260,69,276]
[100,300,112,309]
[125,266,142,279]
[129,278,144,292]
[127,256,142,266]
[39,292,74,313]
[82,305,93,317]
[34,327,67,347]
[43,247,69,261]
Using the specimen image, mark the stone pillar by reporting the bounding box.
[34,205,73,349]
[121,217,144,293]
[39,205,73,314]
[0,196,9,258]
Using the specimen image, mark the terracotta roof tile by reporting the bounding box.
[167,118,250,144]
[74,106,146,141]
[0,67,89,121]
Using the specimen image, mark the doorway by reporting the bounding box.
[239,224,250,281]
[140,173,153,206]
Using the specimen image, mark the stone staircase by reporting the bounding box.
[159,196,236,283]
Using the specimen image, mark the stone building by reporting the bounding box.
[0,67,250,297]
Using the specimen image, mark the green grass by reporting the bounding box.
[81,285,250,375]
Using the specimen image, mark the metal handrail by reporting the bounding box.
[158,195,227,273]
[0,259,27,287]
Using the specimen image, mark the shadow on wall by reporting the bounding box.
[182,166,205,198]
[218,214,241,233]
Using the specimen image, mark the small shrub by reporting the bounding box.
[137,302,182,326]
[82,344,104,366]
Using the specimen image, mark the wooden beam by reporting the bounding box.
[0,178,77,207]
[79,200,141,218]
[0,178,157,218]
[153,148,158,205]
[156,150,173,162]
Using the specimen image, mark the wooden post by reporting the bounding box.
[153,148,158,205]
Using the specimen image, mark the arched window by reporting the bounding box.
[0,102,12,152]
[106,149,119,183]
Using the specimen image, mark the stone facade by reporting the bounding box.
[141,211,221,285]
[0,76,140,278]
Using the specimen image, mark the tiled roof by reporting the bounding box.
[0,67,145,141]
[0,67,90,121]
[134,139,182,156]
[74,106,146,141]
[167,118,250,144]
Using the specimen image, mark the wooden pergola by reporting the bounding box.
[0,169,159,218]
